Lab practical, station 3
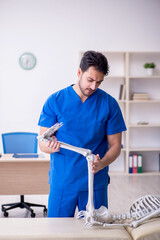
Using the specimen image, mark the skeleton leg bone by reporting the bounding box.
[77,154,113,225]
[85,154,95,222]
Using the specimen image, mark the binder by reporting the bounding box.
[121,84,126,100]
[132,154,138,173]
[138,154,143,173]
[129,154,133,173]
[119,84,123,100]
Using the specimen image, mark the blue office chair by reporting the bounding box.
[1,132,47,217]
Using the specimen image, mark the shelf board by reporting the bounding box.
[129,124,160,128]
[127,172,160,176]
[129,100,160,103]
[129,75,160,79]
[110,171,160,176]
[105,76,125,79]
[110,171,126,176]
[121,148,126,151]
[117,100,126,103]
[129,148,160,152]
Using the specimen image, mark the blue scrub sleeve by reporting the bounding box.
[106,98,126,135]
[38,95,57,127]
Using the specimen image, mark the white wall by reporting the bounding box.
[0,0,160,151]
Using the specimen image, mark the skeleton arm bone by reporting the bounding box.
[38,123,92,157]
[39,136,92,157]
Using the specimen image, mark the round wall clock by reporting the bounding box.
[19,52,37,70]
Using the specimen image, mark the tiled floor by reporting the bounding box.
[0,175,160,218]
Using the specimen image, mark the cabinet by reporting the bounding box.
[80,51,160,175]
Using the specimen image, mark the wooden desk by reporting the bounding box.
[0,154,50,195]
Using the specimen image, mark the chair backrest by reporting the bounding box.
[2,132,38,154]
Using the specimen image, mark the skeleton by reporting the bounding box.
[38,122,160,228]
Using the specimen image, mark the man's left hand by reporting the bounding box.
[92,154,105,174]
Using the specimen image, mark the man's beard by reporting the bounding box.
[78,79,94,97]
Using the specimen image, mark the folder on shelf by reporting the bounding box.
[129,154,133,174]
[137,154,143,173]
[119,84,126,100]
[132,154,138,173]
[119,84,123,100]
[121,84,126,100]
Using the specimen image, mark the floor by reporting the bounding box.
[0,174,160,218]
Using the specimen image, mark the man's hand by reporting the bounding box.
[92,154,105,174]
[47,136,60,153]
[38,126,61,154]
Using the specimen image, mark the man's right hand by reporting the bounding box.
[38,126,60,154]
[47,136,60,153]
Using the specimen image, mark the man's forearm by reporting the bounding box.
[101,132,122,168]
[38,140,53,154]
[92,143,121,174]
[102,143,121,167]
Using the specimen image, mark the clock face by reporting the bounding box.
[19,52,36,70]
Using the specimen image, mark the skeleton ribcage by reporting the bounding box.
[130,195,160,220]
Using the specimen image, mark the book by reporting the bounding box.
[119,84,123,100]
[121,84,126,100]
[132,93,148,96]
[137,154,143,173]
[129,154,133,174]
[132,92,150,101]
[119,84,126,100]
[132,154,138,173]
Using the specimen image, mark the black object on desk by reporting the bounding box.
[13,153,39,158]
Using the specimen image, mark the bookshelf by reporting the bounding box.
[127,52,160,176]
[79,51,160,175]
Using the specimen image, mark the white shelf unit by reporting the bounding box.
[79,51,160,175]
[127,52,160,175]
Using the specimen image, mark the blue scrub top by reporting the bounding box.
[38,85,126,191]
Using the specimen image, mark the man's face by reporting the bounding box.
[77,66,104,97]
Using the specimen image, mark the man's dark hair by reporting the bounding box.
[79,51,109,75]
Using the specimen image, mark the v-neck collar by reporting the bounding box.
[69,84,98,105]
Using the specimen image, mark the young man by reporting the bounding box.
[38,51,126,217]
